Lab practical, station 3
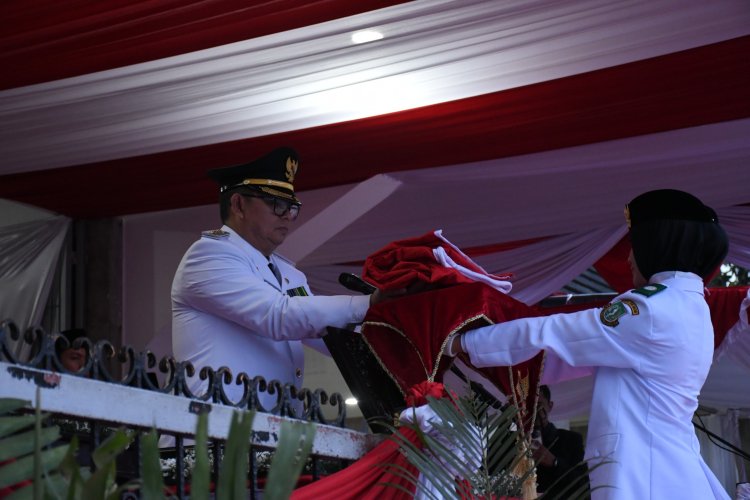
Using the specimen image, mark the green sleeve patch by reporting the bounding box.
[600,299,640,327]
[600,302,626,327]
[632,283,667,297]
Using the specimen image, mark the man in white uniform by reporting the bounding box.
[172,147,389,412]
[450,189,730,499]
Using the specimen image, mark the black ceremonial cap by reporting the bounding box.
[625,189,718,229]
[207,147,300,203]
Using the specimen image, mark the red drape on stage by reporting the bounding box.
[291,427,419,500]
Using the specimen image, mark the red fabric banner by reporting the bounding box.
[362,281,542,407]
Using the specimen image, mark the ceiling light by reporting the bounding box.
[351,30,383,45]
[344,397,358,405]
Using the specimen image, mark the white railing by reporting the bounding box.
[1,361,381,460]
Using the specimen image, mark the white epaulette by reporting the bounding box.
[201,229,230,240]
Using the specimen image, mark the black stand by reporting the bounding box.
[323,327,406,432]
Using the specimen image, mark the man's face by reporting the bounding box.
[60,347,87,372]
[536,391,553,429]
[232,194,295,256]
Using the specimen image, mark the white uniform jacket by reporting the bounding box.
[462,271,729,500]
[172,225,369,407]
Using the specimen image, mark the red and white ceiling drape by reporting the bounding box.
[1,0,749,217]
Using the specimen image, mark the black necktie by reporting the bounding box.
[268,262,282,286]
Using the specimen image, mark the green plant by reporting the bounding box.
[139,410,316,500]
[0,389,135,500]
[381,392,596,500]
[379,392,530,499]
[1,393,316,500]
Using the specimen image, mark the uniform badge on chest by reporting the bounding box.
[287,286,309,297]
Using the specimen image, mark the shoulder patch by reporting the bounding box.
[632,283,667,297]
[600,299,639,327]
[201,229,229,240]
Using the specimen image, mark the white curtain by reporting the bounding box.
[696,410,746,496]
[715,290,750,370]
[0,216,70,354]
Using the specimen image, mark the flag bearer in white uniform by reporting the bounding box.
[172,147,389,411]
[450,189,730,499]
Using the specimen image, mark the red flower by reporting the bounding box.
[405,381,446,407]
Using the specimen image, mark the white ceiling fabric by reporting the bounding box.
[1,0,749,174]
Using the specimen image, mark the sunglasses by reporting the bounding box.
[242,194,301,220]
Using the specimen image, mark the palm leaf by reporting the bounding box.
[384,426,459,499]
[190,412,211,500]
[216,411,253,500]
[0,445,69,490]
[82,429,135,500]
[382,392,532,499]
[140,430,166,500]
[0,395,144,500]
[0,399,29,415]
[0,427,60,462]
[3,473,69,500]
[263,420,316,500]
[0,415,39,440]
[58,434,85,499]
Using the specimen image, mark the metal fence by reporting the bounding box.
[0,320,382,498]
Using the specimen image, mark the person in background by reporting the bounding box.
[450,189,730,499]
[56,328,88,372]
[531,385,588,497]
[172,146,397,410]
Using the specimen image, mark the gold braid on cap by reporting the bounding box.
[239,178,294,191]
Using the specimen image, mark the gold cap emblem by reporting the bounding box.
[285,157,298,183]
[624,205,631,228]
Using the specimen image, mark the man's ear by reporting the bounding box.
[229,193,244,218]
[548,400,554,411]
